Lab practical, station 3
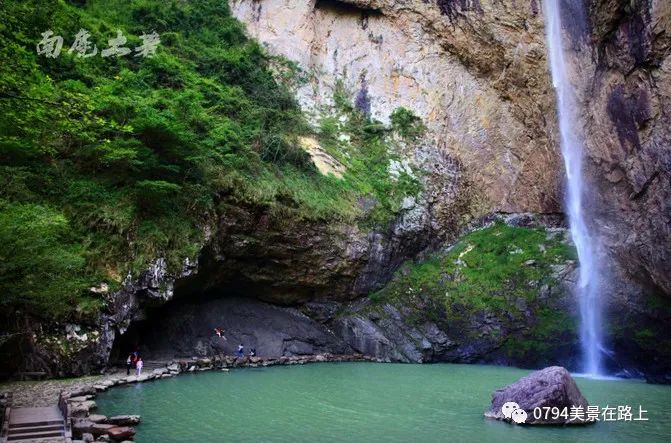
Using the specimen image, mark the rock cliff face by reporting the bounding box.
[583,0,670,296]
[111,296,353,360]
[108,218,581,372]
[230,0,671,294]
[231,0,563,213]
[20,183,470,377]
[103,215,582,374]
[582,0,671,381]
[226,0,671,379]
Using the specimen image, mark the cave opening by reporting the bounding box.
[108,286,350,365]
[314,0,383,19]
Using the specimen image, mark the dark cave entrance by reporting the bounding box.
[314,0,383,15]
[109,290,241,364]
[314,0,384,31]
[108,289,349,365]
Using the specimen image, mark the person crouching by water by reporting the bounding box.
[136,357,143,376]
[126,354,133,375]
[236,344,244,358]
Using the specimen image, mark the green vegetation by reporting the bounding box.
[0,201,91,317]
[371,222,576,311]
[316,82,422,227]
[389,107,426,140]
[0,1,423,320]
[370,222,578,362]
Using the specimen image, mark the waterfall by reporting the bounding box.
[543,0,603,375]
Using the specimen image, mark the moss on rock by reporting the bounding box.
[368,221,579,366]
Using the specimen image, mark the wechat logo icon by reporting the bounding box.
[501,401,527,424]
[511,408,528,424]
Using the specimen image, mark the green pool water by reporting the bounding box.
[96,363,671,443]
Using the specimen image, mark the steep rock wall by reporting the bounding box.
[581,0,671,381]
[226,0,671,379]
[584,0,670,297]
[230,0,670,298]
[95,0,670,381]
[231,0,563,213]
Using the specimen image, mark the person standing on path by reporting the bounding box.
[237,344,244,358]
[126,354,132,375]
[136,357,143,376]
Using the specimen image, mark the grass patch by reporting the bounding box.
[372,222,575,314]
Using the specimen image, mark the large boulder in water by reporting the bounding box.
[484,366,591,425]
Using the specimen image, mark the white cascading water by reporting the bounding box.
[543,0,603,376]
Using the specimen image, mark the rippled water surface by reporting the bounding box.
[96,363,671,443]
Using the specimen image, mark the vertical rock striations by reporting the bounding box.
[582,0,671,380]
[230,0,563,213]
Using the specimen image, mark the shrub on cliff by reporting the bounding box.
[390,107,425,140]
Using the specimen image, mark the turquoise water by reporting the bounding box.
[96,363,671,443]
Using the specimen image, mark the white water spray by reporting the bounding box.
[543,0,603,375]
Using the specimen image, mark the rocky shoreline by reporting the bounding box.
[2,354,378,442]
[5,209,669,383]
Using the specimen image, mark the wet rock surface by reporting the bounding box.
[106,426,135,441]
[581,0,671,381]
[586,0,671,297]
[114,231,578,370]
